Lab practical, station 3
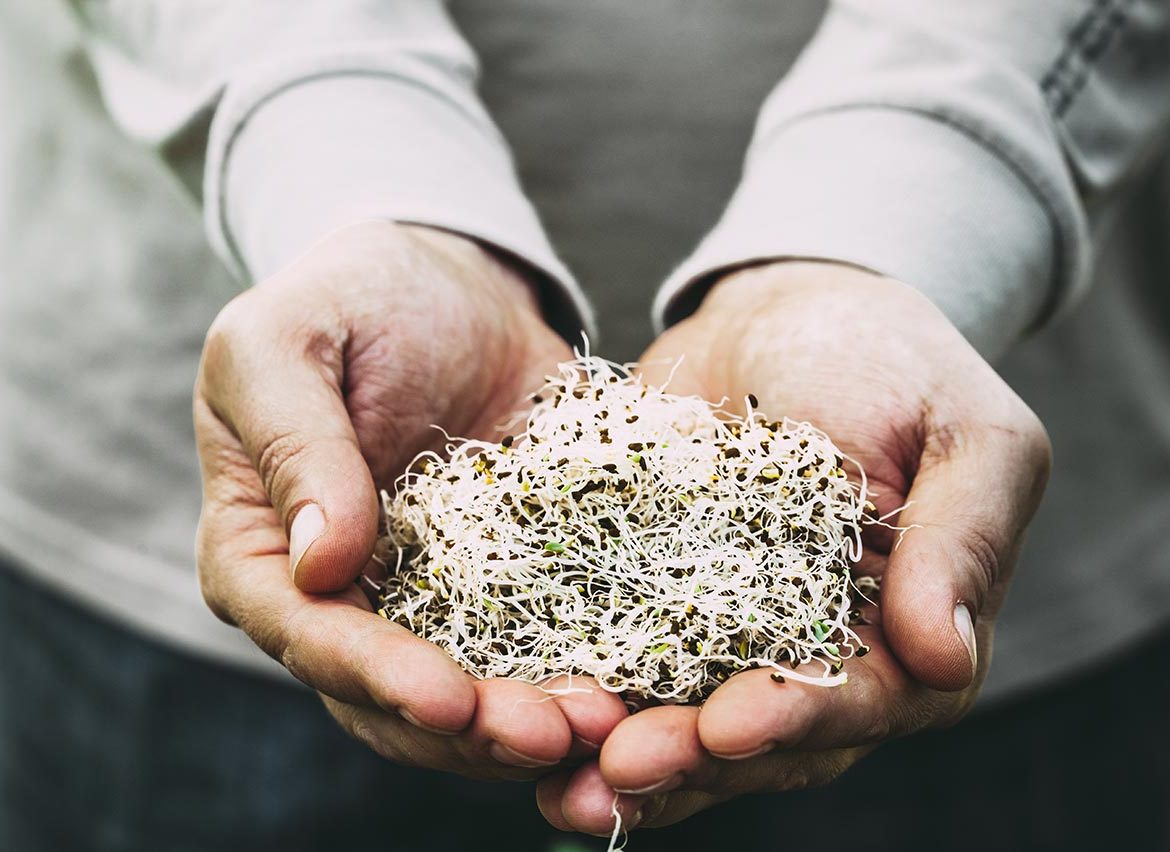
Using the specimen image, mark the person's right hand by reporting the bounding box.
[194,221,627,780]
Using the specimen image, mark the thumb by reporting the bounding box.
[281,428,380,594]
[882,421,1049,691]
[199,303,379,595]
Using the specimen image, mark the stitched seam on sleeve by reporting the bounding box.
[1040,0,1135,118]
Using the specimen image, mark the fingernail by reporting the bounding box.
[954,603,977,672]
[289,503,326,577]
[398,707,459,736]
[614,772,684,796]
[488,742,558,768]
[710,741,775,761]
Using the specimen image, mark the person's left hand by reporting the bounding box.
[535,261,1051,834]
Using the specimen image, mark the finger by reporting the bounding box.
[599,706,858,797]
[541,675,629,757]
[696,633,949,758]
[884,413,1050,690]
[197,290,378,593]
[600,706,705,795]
[551,773,727,833]
[557,761,646,837]
[323,697,548,782]
[471,678,574,768]
[240,568,475,733]
[535,772,576,832]
[637,790,727,829]
[197,479,475,732]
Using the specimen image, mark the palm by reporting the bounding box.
[196,223,625,785]
[622,280,948,773]
[334,228,573,488]
[538,262,1049,834]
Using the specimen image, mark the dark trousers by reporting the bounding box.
[1,563,1166,852]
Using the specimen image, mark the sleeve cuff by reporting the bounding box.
[655,107,1061,360]
[205,70,593,345]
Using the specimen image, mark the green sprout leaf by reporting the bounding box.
[543,541,566,554]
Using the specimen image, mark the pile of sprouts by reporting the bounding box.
[376,354,878,704]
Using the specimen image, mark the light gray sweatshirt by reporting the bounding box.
[1,0,1168,700]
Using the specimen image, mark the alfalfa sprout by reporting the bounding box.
[376,354,878,703]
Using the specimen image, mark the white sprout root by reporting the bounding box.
[376,354,880,704]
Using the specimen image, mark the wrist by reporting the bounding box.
[692,261,978,388]
[399,223,544,316]
[702,260,955,327]
[699,260,884,318]
[307,219,545,322]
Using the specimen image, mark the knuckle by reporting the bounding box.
[198,293,275,420]
[776,766,814,792]
[202,292,256,372]
[349,718,383,754]
[351,717,408,765]
[851,667,912,744]
[987,398,1053,485]
[998,395,1052,459]
[326,700,396,761]
[1018,404,1051,451]
[958,524,1001,602]
[769,751,854,793]
[256,430,312,508]
[859,711,896,745]
[275,601,317,684]
[1020,408,1054,485]
[854,677,898,743]
[279,635,306,685]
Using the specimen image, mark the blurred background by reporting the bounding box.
[2,1,1168,850]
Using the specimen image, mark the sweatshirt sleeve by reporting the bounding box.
[655,0,1170,359]
[69,0,592,342]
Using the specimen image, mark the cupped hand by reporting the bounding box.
[540,261,1051,832]
[194,221,626,780]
